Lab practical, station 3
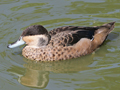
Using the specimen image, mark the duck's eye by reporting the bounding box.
[29,34,33,35]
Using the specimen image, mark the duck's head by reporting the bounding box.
[7,25,50,48]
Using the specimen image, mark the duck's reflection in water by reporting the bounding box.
[19,69,49,88]
[8,55,94,88]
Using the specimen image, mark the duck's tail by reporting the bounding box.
[95,22,115,34]
[91,22,115,51]
[73,22,115,55]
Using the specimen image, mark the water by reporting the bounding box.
[0,0,120,90]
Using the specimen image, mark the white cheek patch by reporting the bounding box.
[7,37,25,48]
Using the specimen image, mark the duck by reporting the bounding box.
[7,22,115,61]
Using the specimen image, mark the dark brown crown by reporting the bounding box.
[21,25,48,36]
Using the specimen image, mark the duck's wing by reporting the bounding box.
[48,26,99,46]
[48,26,99,36]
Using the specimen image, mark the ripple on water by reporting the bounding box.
[0,0,20,4]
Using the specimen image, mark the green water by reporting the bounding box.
[0,0,120,90]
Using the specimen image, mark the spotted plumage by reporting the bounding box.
[8,22,115,61]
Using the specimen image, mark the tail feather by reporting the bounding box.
[97,21,115,34]
[91,22,115,51]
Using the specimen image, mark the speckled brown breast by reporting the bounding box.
[22,38,92,61]
[22,46,75,61]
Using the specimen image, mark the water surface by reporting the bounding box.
[0,0,120,90]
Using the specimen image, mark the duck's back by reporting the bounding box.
[48,26,99,46]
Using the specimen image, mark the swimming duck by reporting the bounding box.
[7,22,115,61]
